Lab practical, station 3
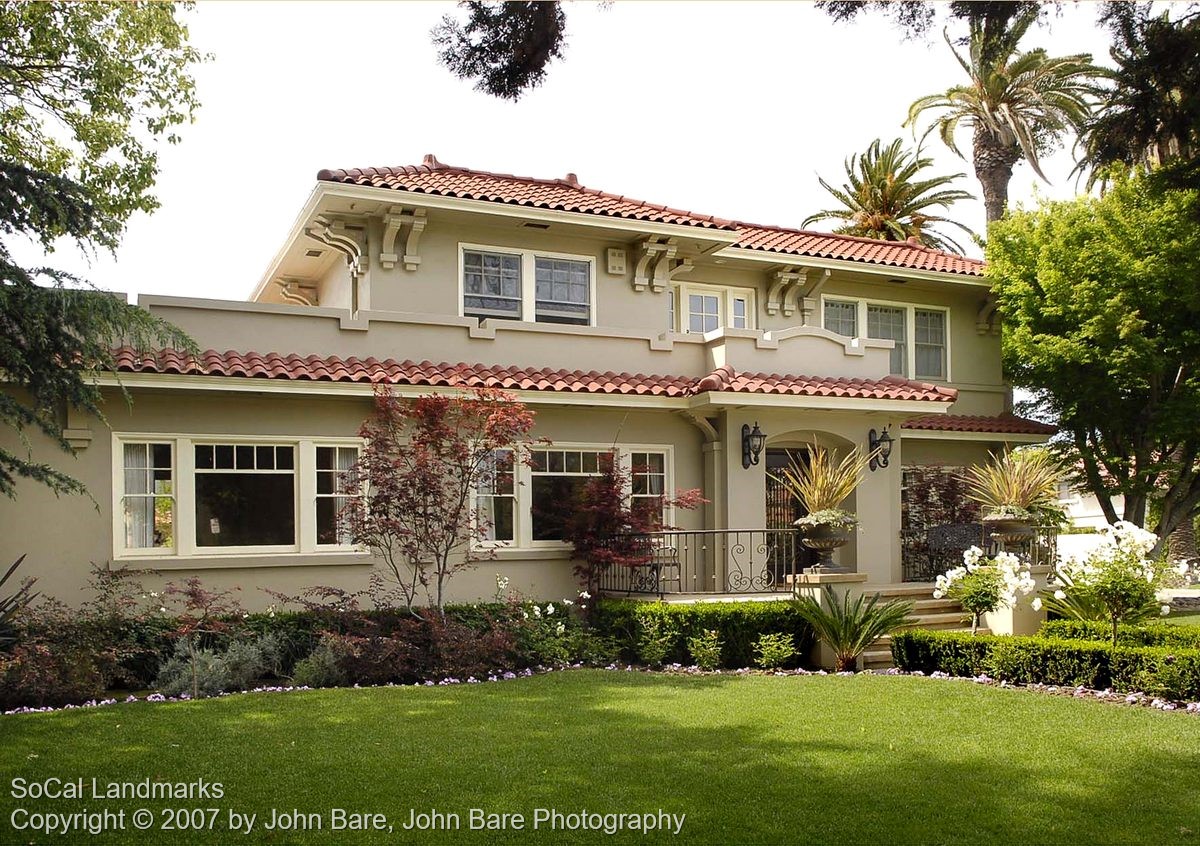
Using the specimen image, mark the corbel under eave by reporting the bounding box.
[306,216,368,280]
[633,237,677,293]
[379,206,427,271]
[977,292,1000,335]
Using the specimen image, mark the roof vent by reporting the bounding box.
[563,172,579,186]
[422,153,443,168]
[304,249,324,258]
[522,222,551,230]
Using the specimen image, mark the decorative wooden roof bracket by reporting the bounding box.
[633,237,677,293]
[276,278,319,307]
[306,216,368,281]
[379,206,427,271]
[977,292,1000,335]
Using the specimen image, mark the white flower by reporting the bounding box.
[1054,590,1066,601]
[545,603,555,616]
[579,591,592,600]
[932,590,944,600]
[561,599,573,606]
[1031,597,1043,612]
[532,605,541,618]
[159,606,167,614]
[1176,562,1191,577]
[555,622,566,636]
[1162,605,1172,616]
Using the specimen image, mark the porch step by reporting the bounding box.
[896,611,971,631]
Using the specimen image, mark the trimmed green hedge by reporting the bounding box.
[891,630,1200,700]
[593,599,815,669]
[1039,619,1200,649]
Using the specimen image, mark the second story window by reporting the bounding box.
[823,300,858,337]
[534,257,590,325]
[914,309,947,380]
[671,283,756,333]
[461,245,595,326]
[868,305,907,376]
[463,250,522,319]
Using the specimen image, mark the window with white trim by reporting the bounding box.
[194,443,296,548]
[530,448,611,541]
[914,308,947,380]
[821,297,951,381]
[477,449,516,543]
[121,442,174,551]
[670,283,756,333]
[823,299,858,337]
[868,305,907,376]
[461,245,594,326]
[114,436,362,558]
[316,446,359,546]
[630,451,668,525]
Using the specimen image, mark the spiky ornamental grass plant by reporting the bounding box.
[771,444,876,531]
[962,448,1066,523]
[794,585,913,672]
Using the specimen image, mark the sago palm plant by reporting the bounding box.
[804,137,977,254]
[772,444,875,529]
[906,9,1101,221]
[962,449,1066,523]
[794,585,914,672]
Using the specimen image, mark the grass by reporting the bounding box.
[1165,610,1200,627]
[3,671,1200,844]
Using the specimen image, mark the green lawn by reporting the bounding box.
[3,671,1199,844]
[1166,610,1200,626]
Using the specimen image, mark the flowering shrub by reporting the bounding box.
[687,629,723,671]
[933,547,1036,634]
[1044,521,1189,645]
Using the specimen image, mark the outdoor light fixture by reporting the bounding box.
[868,425,894,471]
[742,422,766,469]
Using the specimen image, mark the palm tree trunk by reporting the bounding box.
[972,130,1022,223]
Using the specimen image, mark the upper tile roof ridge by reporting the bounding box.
[317,153,736,230]
[731,219,985,268]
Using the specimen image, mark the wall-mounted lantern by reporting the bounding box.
[742,422,766,469]
[868,425,894,472]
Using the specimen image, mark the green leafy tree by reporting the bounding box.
[1,3,202,499]
[905,7,1100,222]
[803,138,977,253]
[1077,3,1200,191]
[986,173,1200,552]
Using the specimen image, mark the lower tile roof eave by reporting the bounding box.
[93,372,959,412]
[899,427,1053,443]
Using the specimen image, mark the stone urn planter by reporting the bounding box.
[798,521,853,572]
[983,513,1036,548]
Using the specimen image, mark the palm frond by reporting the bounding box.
[794,586,914,672]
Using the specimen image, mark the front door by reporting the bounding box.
[765,448,819,582]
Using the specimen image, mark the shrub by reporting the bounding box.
[1040,619,1200,649]
[934,548,1036,634]
[636,615,676,667]
[291,638,348,689]
[753,633,797,669]
[687,629,723,671]
[891,629,1200,701]
[0,642,107,709]
[594,599,815,669]
[154,644,231,698]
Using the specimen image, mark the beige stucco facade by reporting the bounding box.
[0,168,1048,609]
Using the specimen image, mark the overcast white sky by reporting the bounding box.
[20,1,1115,302]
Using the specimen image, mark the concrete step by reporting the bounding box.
[910,598,962,613]
[897,611,971,630]
[870,584,938,598]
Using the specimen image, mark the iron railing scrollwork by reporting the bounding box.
[901,523,1059,583]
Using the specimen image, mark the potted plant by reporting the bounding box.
[773,444,874,571]
[962,449,1066,545]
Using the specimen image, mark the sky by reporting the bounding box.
[17,1,1117,302]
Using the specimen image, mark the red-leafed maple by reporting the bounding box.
[343,386,536,614]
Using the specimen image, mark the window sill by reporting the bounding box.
[113,550,373,571]
[475,546,575,561]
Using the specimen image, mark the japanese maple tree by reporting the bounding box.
[344,386,536,614]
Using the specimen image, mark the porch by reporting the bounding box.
[595,525,1059,599]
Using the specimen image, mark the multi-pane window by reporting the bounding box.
[688,294,721,333]
[732,297,748,330]
[534,258,590,325]
[667,289,676,331]
[630,451,667,526]
[477,449,516,542]
[122,443,174,550]
[530,448,611,541]
[316,446,358,546]
[823,300,858,337]
[463,250,521,319]
[914,309,947,380]
[194,443,296,548]
[868,305,907,376]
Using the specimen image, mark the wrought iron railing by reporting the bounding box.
[901,523,1059,583]
[595,529,806,598]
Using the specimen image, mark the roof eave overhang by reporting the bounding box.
[712,246,991,287]
[92,372,958,414]
[900,427,1053,444]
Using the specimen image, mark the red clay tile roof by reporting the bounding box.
[317,155,731,231]
[694,364,956,402]
[113,349,957,404]
[902,413,1056,436]
[732,225,984,277]
[316,155,984,277]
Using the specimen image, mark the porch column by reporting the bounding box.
[720,409,769,591]
[854,423,903,585]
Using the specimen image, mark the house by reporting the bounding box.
[0,155,1056,608]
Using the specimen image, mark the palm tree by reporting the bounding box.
[906,8,1100,222]
[803,138,977,254]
